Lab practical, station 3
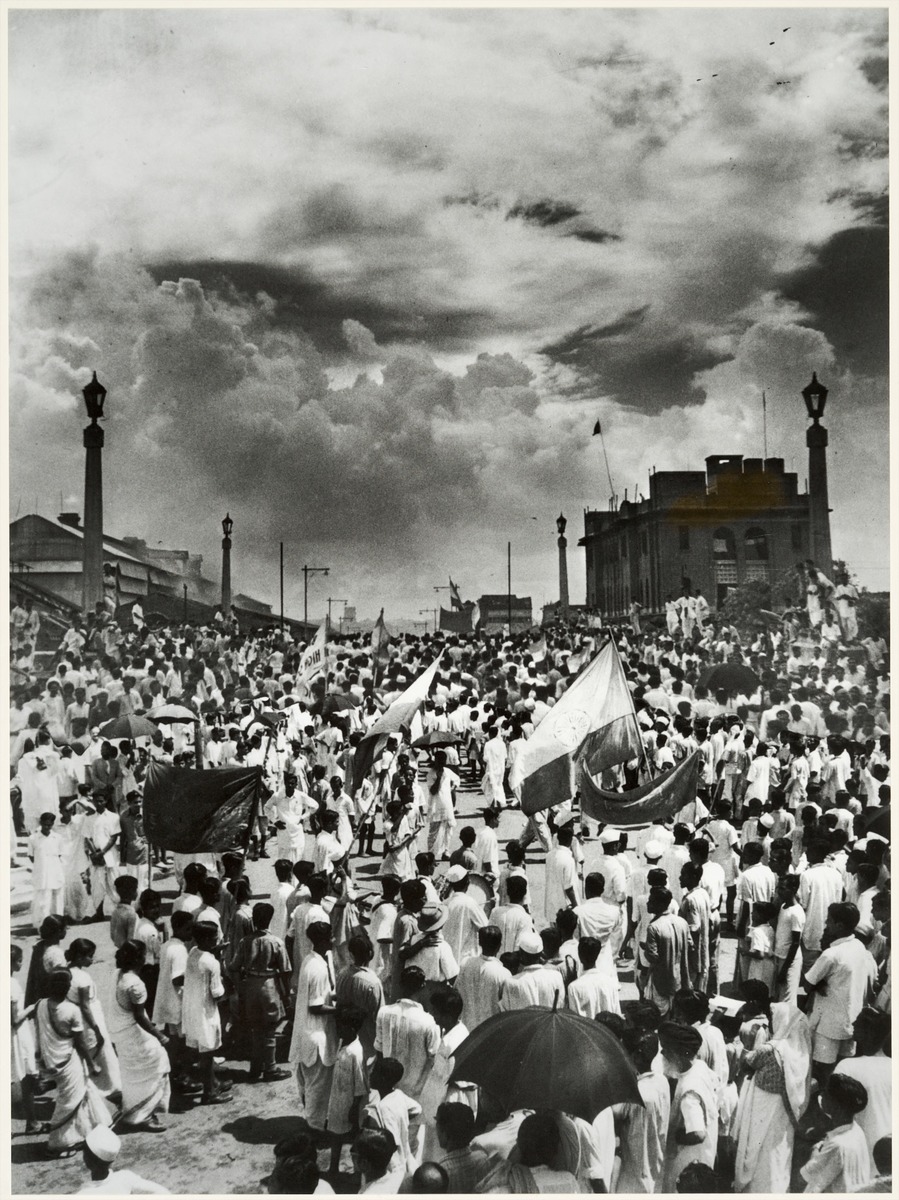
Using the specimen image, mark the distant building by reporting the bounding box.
[579,455,816,616]
[476,593,533,634]
[9,512,290,630]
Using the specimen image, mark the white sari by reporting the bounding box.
[106,971,170,1127]
[733,1001,811,1192]
[35,999,112,1152]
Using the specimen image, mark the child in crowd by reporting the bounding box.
[327,1007,368,1175]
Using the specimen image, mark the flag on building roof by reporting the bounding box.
[512,640,643,815]
[449,578,463,609]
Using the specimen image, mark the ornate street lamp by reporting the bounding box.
[801,372,828,423]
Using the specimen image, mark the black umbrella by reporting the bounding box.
[450,1005,642,1121]
[698,663,760,694]
[98,715,158,740]
[411,731,461,749]
[861,805,891,841]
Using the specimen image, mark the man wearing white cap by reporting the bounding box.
[443,866,489,966]
[77,1125,169,1193]
[499,931,564,1011]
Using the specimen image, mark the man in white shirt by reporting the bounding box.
[288,920,338,1131]
[499,932,565,1011]
[455,926,510,1030]
[374,965,440,1103]
[490,875,534,956]
[567,937,621,1018]
[543,824,582,925]
[804,902,877,1081]
[29,812,65,930]
[798,839,846,971]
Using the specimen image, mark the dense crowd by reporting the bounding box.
[10,564,892,1193]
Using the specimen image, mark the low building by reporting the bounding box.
[476,593,533,634]
[579,455,814,617]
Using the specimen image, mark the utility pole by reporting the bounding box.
[279,542,284,634]
[419,607,438,633]
[302,564,330,629]
[327,597,347,630]
[507,541,512,630]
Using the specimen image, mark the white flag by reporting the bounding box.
[296,621,330,692]
[511,640,642,815]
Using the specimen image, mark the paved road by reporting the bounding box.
[11,770,736,1194]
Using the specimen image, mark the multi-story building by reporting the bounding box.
[580,455,817,616]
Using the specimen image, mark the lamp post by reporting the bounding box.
[221,513,233,616]
[557,513,570,619]
[802,372,833,575]
[302,564,330,629]
[419,607,438,632]
[81,372,107,617]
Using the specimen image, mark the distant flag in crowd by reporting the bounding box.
[471,601,481,631]
[371,608,391,681]
[449,578,463,609]
[297,620,330,692]
[528,634,547,663]
[511,640,643,815]
[352,655,443,790]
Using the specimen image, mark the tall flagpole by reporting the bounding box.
[593,421,616,507]
[762,390,768,460]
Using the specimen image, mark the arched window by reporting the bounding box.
[745,527,769,561]
[712,527,736,560]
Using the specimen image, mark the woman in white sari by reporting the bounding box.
[106,939,171,1133]
[65,938,122,1098]
[34,969,112,1157]
[732,1000,811,1192]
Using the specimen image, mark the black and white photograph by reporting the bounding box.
[7,4,890,1194]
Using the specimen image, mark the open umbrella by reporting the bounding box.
[98,715,159,740]
[449,1005,642,1121]
[412,730,461,749]
[147,703,198,723]
[315,694,359,718]
[861,805,891,841]
[698,663,760,694]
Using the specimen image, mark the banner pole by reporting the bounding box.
[243,768,263,859]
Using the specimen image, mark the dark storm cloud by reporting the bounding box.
[146,259,491,357]
[778,223,888,378]
[565,229,623,245]
[539,312,727,411]
[506,199,582,227]
[860,55,887,90]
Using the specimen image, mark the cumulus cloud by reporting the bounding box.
[8,8,889,608]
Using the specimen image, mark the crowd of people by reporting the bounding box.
[9,564,892,1193]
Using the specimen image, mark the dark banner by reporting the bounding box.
[577,751,702,829]
[143,760,262,852]
[439,605,473,633]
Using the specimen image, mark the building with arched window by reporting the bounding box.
[580,454,816,617]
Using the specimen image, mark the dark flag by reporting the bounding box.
[143,760,262,852]
[371,608,390,683]
[577,751,703,828]
[449,578,463,609]
[592,421,602,436]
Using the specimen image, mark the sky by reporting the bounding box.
[8,6,889,623]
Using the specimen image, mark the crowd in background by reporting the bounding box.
[10,561,892,1192]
